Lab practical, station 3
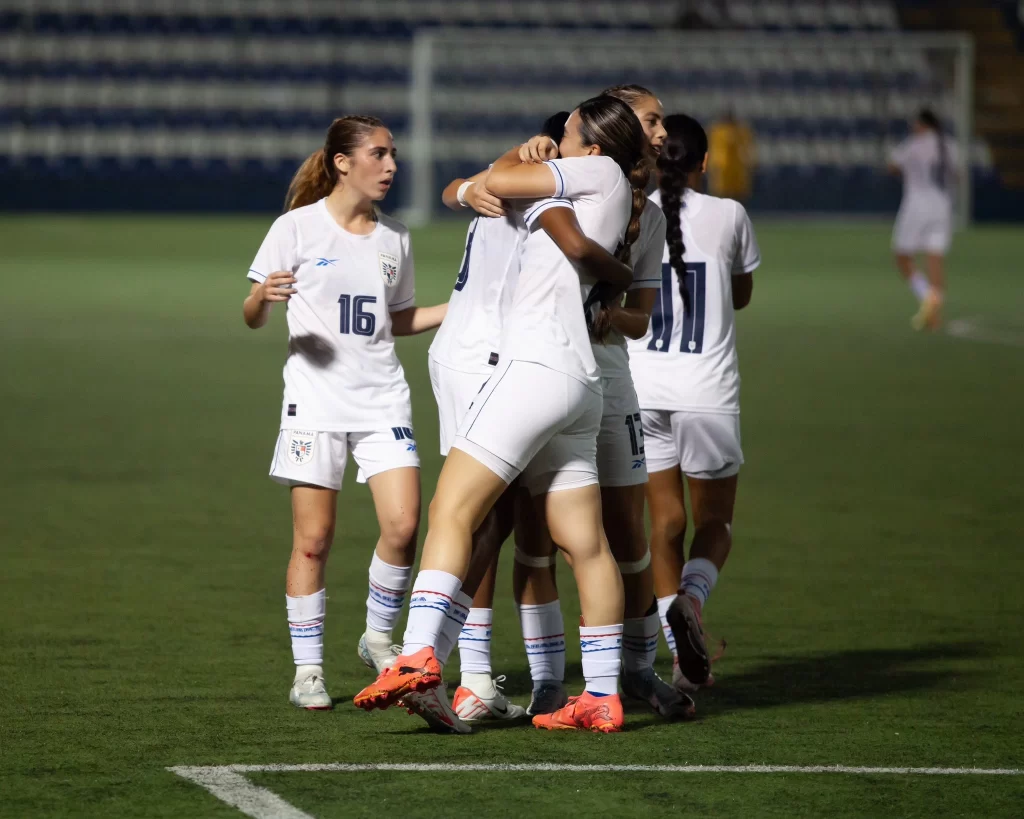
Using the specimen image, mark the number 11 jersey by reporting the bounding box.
[247,199,416,431]
[627,189,760,415]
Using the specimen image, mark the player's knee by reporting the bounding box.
[292,523,334,560]
[380,511,419,552]
[694,518,732,547]
[427,491,470,533]
[651,504,687,540]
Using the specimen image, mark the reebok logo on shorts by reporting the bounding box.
[287,431,317,465]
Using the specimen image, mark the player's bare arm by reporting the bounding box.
[484,145,559,199]
[243,271,296,329]
[390,303,448,336]
[537,206,633,292]
[732,275,753,310]
[442,169,506,217]
[608,288,657,339]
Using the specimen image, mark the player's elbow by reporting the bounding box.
[732,277,753,310]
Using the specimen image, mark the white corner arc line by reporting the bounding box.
[169,763,1024,819]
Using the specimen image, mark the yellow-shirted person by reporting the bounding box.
[708,111,754,203]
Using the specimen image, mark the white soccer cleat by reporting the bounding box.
[452,675,528,722]
[289,665,333,710]
[357,633,400,673]
[401,682,472,734]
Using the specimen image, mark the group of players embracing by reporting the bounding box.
[243,83,759,734]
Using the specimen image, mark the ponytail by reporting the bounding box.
[616,155,651,265]
[285,149,334,211]
[657,114,708,311]
[283,114,388,212]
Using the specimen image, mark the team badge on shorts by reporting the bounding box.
[287,431,317,465]
[378,251,399,287]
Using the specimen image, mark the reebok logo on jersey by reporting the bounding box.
[315,258,339,267]
[378,252,399,287]
[287,431,317,465]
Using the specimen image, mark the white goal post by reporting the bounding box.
[401,29,974,228]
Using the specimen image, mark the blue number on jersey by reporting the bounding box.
[338,294,377,336]
[453,218,478,292]
[647,262,707,354]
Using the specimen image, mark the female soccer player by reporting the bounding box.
[627,114,760,691]
[422,114,571,726]
[243,116,446,710]
[889,108,958,331]
[512,86,692,720]
[355,96,649,733]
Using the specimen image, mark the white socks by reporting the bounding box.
[365,553,412,635]
[622,605,660,674]
[458,607,493,676]
[909,270,931,302]
[435,590,472,666]
[657,594,677,656]
[680,558,718,610]
[580,624,623,696]
[286,589,326,667]
[518,601,566,687]
[403,570,463,656]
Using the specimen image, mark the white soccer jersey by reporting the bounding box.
[628,189,760,414]
[502,155,631,385]
[428,211,526,375]
[591,196,666,379]
[247,199,416,431]
[891,132,958,211]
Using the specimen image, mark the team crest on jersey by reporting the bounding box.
[378,252,399,287]
[287,431,317,465]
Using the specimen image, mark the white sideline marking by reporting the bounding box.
[946,317,1024,348]
[170,763,1023,819]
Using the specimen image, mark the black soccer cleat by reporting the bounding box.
[666,594,711,686]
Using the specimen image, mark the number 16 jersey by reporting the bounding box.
[247,199,416,431]
[627,189,760,415]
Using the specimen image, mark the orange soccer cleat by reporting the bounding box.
[531,691,624,733]
[353,646,442,711]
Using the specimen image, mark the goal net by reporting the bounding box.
[398,30,974,227]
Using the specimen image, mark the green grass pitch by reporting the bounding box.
[1,214,1022,818]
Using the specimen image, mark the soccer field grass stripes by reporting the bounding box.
[170,763,1024,819]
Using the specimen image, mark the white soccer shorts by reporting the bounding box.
[452,358,603,495]
[269,428,420,490]
[597,374,649,487]
[428,356,490,457]
[640,409,743,480]
[892,206,952,255]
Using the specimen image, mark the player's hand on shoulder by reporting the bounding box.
[519,135,559,164]
[464,183,506,218]
[261,270,297,302]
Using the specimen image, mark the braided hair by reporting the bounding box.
[657,114,708,312]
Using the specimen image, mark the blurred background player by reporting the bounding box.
[627,113,760,691]
[355,97,649,734]
[707,110,755,204]
[242,116,446,710]
[888,108,959,331]
[513,86,694,721]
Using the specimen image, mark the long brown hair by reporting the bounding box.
[575,95,650,264]
[284,115,386,211]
